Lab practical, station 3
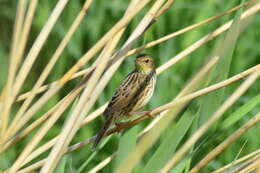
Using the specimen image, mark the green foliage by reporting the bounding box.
[0,0,259,172]
[114,126,138,170]
[141,112,194,173]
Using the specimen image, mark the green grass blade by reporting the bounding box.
[77,136,112,173]
[54,156,67,173]
[221,93,260,129]
[114,125,138,170]
[141,112,194,173]
[198,1,244,125]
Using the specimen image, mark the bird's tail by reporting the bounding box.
[92,116,113,150]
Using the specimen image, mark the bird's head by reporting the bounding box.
[135,54,156,74]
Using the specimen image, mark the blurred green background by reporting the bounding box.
[0,0,259,172]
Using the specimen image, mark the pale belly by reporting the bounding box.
[132,75,157,112]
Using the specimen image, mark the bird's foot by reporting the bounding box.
[133,110,154,118]
[145,110,154,118]
[115,122,129,133]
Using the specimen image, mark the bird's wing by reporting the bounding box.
[105,71,145,115]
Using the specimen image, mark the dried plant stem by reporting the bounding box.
[238,155,260,173]
[4,0,151,152]
[7,0,164,166]
[190,112,260,173]
[7,83,85,172]
[51,64,260,153]
[0,0,39,137]
[14,0,38,72]
[89,52,216,173]
[221,154,260,173]
[7,64,259,168]
[89,154,116,173]
[213,149,260,173]
[17,160,45,173]
[160,71,260,173]
[13,1,255,103]
[39,40,115,173]
[16,68,91,102]
[16,65,259,173]
[127,0,255,57]
[12,0,70,108]
[39,0,165,172]
[4,0,93,144]
[59,0,151,85]
[155,0,175,18]
[10,2,257,144]
[113,53,219,172]
[0,0,27,140]
[9,0,141,168]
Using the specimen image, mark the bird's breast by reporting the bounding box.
[132,74,157,112]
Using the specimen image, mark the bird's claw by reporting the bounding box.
[133,110,154,118]
[145,110,154,118]
[115,122,128,133]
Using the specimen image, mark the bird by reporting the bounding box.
[92,54,157,149]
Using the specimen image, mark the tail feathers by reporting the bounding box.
[92,117,112,150]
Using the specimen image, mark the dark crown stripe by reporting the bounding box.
[136,53,151,59]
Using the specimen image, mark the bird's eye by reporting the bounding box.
[145,59,150,63]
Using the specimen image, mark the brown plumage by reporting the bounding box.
[92,54,157,149]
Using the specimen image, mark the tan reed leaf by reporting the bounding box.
[190,112,260,173]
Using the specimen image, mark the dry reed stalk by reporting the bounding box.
[157,2,260,73]
[127,0,254,57]
[59,0,151,85]
[1,0,70,148]
[11,0,142,169]
[39,1,165,172]
[140,56,219,137]
[113,56,219,173]
[11,1,258,148]
[237,155,260,173]
[4,0,151,155]
[13,0,167,170]
[13,0,252,104]
[14,0,38,72]
[4,0,93,143]
[4,0,152,153]
[0,0,27,140]
[7,83,86,172]
[22,63,260,168]
[160,71,260,173]
[218,154,260,173]
[114,4,250,165]
[15,68,90,102]
[11,0,70,111]
[16,63,260,173]
[190,112,260,173]
[38,39,119,173]
[213,149,260,173]
[89,153,116,173]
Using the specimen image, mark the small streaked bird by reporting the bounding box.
[92,54,157,149]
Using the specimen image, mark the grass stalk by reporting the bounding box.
[4,0,93,144]
[190,112,260,173]
[160,71,260,173]
[13,1,256,105]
